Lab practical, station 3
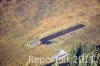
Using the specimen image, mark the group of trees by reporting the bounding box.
[69,43,100,66]
[51,43,100,66]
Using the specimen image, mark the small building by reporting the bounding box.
[51,50,68,60]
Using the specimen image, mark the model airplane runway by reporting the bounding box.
[40,24,85,45]
[31,24,85,46]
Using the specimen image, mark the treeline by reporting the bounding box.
[49,43,100,66]
[69,43,100,66]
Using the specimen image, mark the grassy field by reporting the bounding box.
[0,0,100,66]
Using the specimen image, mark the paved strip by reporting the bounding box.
[40,24,85,45]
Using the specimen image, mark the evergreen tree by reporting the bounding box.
[52,61,59,66]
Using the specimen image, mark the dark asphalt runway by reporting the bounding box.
[40,24,85,45]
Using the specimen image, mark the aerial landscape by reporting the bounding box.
[0,0,100,66]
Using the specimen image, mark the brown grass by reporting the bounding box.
[0,0,100,66]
